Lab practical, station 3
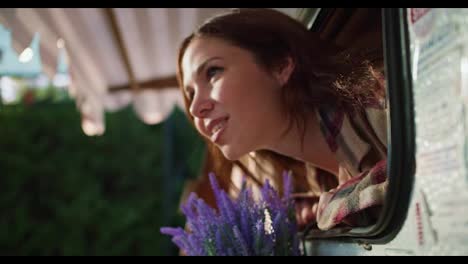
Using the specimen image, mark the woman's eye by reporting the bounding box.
[206,66,223,80]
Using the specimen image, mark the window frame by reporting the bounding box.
[299,8,416,243]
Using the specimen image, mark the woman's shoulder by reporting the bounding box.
[316,103,387,175]
[349,60,388,147]
[360,65,388,148]
[361,106,388,148]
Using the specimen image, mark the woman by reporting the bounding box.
[177,8,388,231]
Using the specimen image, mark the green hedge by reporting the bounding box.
[0,101,205,256]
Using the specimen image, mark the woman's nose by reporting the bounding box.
[189,97,213,118]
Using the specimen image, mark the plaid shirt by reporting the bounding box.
[311,102,388,230]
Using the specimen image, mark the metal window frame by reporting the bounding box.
[299,8,416,244]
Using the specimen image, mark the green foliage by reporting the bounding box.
[0,102,205,255]
[31,86,70,103]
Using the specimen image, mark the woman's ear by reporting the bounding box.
[274,56,295,86]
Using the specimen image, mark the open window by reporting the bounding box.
[170,8,419,255]
[297,8,416,243]
[186,8,417,245]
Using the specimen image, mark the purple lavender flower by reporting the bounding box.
[160,171,300,256]
[232,225,250,256]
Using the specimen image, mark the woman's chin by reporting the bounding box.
[220,146,244,161]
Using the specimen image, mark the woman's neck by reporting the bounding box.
[268,109,339,176]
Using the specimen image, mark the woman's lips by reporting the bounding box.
[210,117,229,143]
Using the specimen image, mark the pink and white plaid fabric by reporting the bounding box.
[316,159,387,230]
[312,101,388,230]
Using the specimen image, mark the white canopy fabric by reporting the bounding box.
[0,8,299,135]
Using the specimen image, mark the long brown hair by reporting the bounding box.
[176,8,384,197]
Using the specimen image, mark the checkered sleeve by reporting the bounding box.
[316,159,387,230]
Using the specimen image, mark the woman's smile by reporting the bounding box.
[206,116,229,144]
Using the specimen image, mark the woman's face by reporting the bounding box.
[181,37,287,160]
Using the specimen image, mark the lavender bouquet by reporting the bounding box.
[160,171,301,256]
